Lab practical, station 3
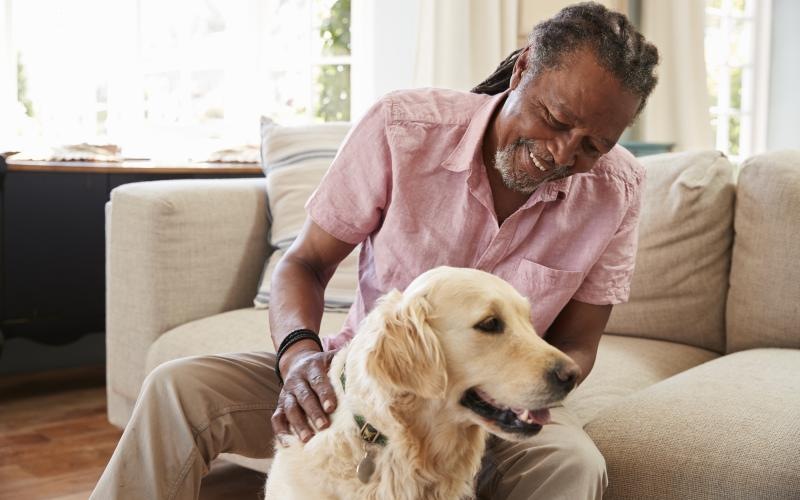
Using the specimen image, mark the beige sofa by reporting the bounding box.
[105,149,800,499]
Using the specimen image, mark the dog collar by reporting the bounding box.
[340,369,388,447]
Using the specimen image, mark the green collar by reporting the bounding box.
[340,369,388,446]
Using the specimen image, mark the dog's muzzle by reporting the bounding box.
[460,388,551,436]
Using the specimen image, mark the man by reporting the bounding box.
[92,3,658,499]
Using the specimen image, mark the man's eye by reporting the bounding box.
[583,139,603,157]
[544,109,568,130]
[474,316,504,333]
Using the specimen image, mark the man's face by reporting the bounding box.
[489,47,641,194]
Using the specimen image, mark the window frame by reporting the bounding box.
[705,0,772,161]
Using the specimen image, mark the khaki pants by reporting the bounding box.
[92,352,606,500]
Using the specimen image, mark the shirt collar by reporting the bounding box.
[539,175,573,202]
[440,90,509,174]
[440,89,572,201]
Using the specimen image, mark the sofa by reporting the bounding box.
[104,140,800,499]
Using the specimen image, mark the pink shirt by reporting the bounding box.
[307,88,645,351]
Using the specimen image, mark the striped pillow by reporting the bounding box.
[254,117,358,311]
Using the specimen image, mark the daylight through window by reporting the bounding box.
[6,0,351,160]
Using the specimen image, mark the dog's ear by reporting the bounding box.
[366,290,448,400]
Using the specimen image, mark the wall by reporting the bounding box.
[766,0,800,151]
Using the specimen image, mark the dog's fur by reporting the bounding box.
[264,266,578,500]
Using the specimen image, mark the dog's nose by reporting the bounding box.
[549,361,580,393]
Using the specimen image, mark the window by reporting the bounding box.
[704,0,771,161]
[4,0,351,159]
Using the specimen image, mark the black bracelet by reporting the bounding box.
[274,328,323,385]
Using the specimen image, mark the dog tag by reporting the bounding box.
[357,450,376,483]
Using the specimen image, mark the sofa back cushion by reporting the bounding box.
[726,150,800,352]
[605,150,735,353]
[253,118,357,311]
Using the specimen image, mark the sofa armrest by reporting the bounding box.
[106,177,269,417]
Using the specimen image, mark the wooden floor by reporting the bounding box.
[0,365,266,499]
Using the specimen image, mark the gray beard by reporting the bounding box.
[493,140,569,194]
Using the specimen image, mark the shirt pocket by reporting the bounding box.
[510,259,585,335]
[516,259,585,290]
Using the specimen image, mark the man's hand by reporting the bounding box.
[271,343,338,447]
[544,299,611,384]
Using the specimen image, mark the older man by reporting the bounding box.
[92,2,658,499]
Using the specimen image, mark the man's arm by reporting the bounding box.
[269,218,355,363]
[269,218,356,444]
[544,299,612,385]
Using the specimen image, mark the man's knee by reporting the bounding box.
[483,432,607,500]
[555,435,607,483]
[142,357,207,395]
[530,434,607,500]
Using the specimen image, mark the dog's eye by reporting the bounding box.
[475,316,504,333]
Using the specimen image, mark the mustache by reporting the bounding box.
[515,139,570,177]
[514,139,553,164]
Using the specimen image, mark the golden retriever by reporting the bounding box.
[264,266,579,500]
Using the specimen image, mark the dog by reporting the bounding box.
[264,266,580,500]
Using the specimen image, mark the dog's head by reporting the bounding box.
[362,266,580,441]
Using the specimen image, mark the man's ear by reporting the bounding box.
[366,290,447,400]
[509,45,531,90]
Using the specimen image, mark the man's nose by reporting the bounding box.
[548,132,579,167]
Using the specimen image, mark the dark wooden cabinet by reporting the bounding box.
[0,157,262,348]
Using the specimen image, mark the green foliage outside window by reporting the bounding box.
[315,0,350,121]
[316,65,350,122]
[17,52,34,117]
[320,0,350,57]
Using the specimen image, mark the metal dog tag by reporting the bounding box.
[357,449,376,483]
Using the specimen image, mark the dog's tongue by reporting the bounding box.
[530,408,551,425]
[514,408,551,425]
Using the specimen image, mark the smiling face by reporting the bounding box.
[485,46,642,194]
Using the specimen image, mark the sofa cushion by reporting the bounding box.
[145,307,349,375]
[253,118,358,310]
[727,150,800,352]
[585,348,800,500]
[565,334,718,425]
[605,150,735,353]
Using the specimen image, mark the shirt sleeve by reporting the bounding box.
[305,96,393,245]
[572,169,646,305]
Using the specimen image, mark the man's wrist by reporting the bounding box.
[275,328,323,384]
[278,339,323,378]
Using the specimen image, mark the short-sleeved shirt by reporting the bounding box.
[307,88,645,351]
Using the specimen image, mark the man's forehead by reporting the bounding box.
[532,48,640,130]
[548,98,618,149]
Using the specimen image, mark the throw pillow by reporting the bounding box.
[726,150,800,352]
[253,117,357,311]
[604,150,735,353]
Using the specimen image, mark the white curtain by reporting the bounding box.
[0,0,19,152]
[414,0,518,91]
[351,0,422,118]
[633,0,714,151]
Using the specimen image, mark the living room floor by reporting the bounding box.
[0,366,267,499]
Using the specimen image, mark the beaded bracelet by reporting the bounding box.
[274,328,323,385]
